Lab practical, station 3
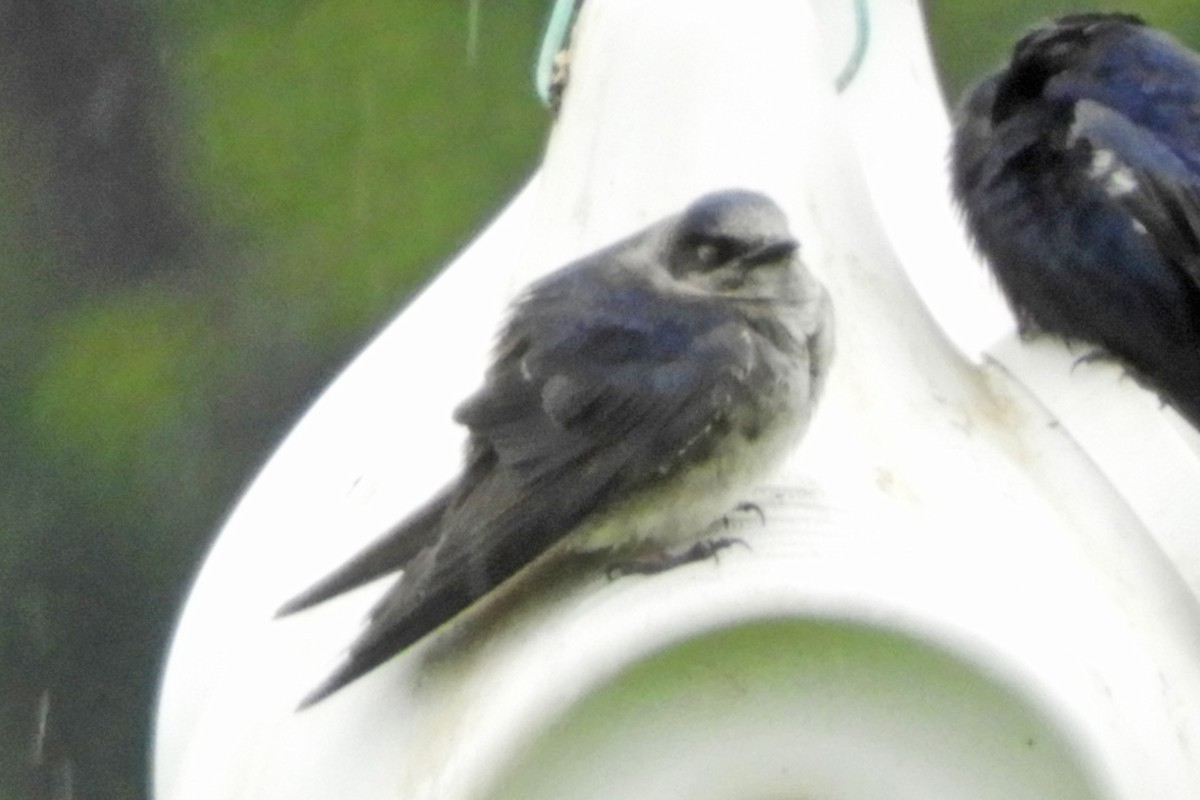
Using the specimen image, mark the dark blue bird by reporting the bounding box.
[952,13,1200,427]
[277,190,834,707]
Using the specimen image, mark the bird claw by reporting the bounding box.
[1071,349,1117,369]
[715,500,767,532]
[606,536,749,579]
[731,501,766,525]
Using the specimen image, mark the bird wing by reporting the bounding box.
[447,282,780,554]
[1116,165,1200,290]
[296,283,782,706]
[1066,98,1200,299]
[1062,97,1200,426]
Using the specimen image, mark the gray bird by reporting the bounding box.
[278,189,835,707]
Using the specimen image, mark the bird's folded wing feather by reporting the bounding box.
[1067,98,1200,293]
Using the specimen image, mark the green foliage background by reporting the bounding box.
[925,0,1200,99]
[0,3,548,798]
[0,2,1194,799]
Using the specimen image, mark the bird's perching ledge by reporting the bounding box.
[155,2,1200,799]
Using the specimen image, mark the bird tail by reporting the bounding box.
[275,487,453,618]
[293,488,569,708]
[293,547,455,708]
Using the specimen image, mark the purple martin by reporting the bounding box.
[952,13,1200,427]
[277,190,835,707]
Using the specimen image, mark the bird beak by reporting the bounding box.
[741,238,799,267]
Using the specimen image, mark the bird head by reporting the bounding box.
[992,13,1146,124]
[666,190,803,301]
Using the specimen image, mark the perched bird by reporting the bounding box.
[278,189,835,707]
[952,13,1200,427]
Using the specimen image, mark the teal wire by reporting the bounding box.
[835,0,871,92]
[536,0,580,104]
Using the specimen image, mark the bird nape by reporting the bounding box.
[952,12,1200,429]
[278,189,835,707]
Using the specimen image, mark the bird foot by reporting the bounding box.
[606,537,749,579]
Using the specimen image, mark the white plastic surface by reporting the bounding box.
[154,2,1200,799]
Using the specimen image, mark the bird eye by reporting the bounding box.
[693,235,744,269]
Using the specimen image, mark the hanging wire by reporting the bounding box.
[535,0,872,105]
[536,0,582,104]
[835,0,871,92]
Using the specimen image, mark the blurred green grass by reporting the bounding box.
[0,3,548,798]
[173,1,548,343]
